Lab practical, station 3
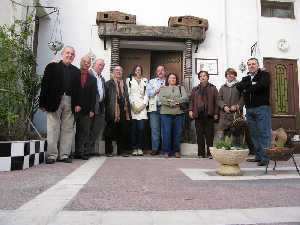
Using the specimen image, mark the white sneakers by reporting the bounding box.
[132,149,143,156]
[132,149,138,156]
[137,149,143,156]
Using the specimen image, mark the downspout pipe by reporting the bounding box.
[222,0,228,72]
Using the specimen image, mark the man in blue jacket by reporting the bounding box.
[236,58,272,166]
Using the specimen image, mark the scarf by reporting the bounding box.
[113,78,130,122]
[225,79,239,88]
[80,70,88,87]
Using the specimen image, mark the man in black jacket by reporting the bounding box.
[236,58,272,166]
[74,55,97,160]
[39,46,80,164]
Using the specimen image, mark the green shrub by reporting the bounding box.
[0,17,40,141]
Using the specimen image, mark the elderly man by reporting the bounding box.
[236,58,272,166]
[88,58,106,156]
[74,55,97,160]
[39,46,80,164]
[146,65,166,155]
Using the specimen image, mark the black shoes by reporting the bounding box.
[151,150,159,155]
[247,158,260,162]
[46,158,55,164]
[58,158,72,163]
[81,155,89,160]
[257,160,269,166]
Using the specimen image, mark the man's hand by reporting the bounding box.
[155,89,160,95]
[214,114,219,120]
[189,111,194,119]
[89,112,95,118]
[230,105,238,112]
[75,106,81,113]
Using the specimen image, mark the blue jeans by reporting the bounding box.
[149,111,161,151]
[161,114,183,155]
[131,119,146,150]
[246,105,272,161]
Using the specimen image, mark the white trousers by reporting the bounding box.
[46,95,74,160]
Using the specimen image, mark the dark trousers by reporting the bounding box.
[104,119,130,155]
[89,113,105,154]
[75,114,91,156]
[195,116,214,157]
[131,119,146,150]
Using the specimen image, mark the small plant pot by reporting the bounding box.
[210,147,249,176]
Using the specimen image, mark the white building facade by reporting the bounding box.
[7,0,298,133]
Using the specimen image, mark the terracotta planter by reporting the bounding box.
[210,147,249,176]
[0,140,47,171]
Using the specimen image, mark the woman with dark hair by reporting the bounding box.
[217,68,244,145]
[159,73,188,158]
[189,71,219,158]
[126,65,148,156]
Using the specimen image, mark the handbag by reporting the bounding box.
[232,109,246,128]
[178,86,189,112]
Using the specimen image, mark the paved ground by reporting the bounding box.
[0,155,299,225]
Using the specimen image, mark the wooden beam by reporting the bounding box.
[98,23,205,42]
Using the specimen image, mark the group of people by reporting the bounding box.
[40,45,271,166]
[39,46,106,163]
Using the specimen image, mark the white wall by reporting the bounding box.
[0,0,36,26]
[34,0,300,132]
[0,0,13,25]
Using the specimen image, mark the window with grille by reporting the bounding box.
[261,0,295,19]
[275,64,288,114]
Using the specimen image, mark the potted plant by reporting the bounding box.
[0,17,45,171]
[210,136,249,176]
[265,128,299,174]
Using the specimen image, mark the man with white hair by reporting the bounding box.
[39,46,80,164]
[74,55,97,160]
[88,58,106,156]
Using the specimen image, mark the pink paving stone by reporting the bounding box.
[0,159,85,209]
[65,157,300,211]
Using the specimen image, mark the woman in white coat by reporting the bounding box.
[126,65,149,156]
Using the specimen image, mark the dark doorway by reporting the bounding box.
[120,49,183,82]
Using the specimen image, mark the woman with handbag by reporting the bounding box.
[217,68,244,146]
[126,65,148,156]
[159,73,188,158]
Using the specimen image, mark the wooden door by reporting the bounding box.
[119,49,151,80]
[151,51,183,84]
[264,58,299,132]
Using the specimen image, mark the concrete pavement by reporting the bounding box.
[0,156,299,225]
